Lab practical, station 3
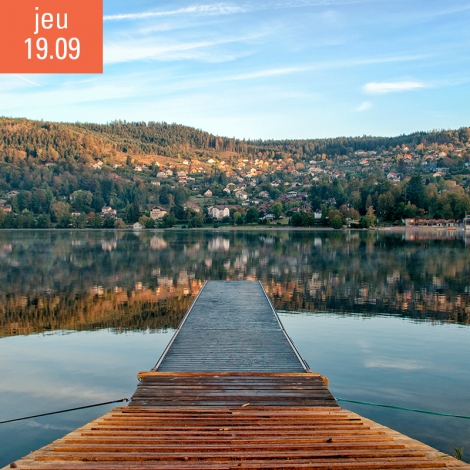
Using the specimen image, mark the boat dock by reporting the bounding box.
[5,281,469,469]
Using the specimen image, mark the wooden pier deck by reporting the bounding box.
[154,281,307,373]
[4,281,469,469]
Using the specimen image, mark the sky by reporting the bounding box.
[1,0,470,139]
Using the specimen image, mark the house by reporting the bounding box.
[262,214,275,221]
[3,204,12,213]
[151,180,160,186]
[101,206,117,217]
[157,172,167,179]
[405,218,460,228]
[5,191,18,199]
[133,222,143,230]
[150,206,168,220]
[204,189,213,197]
[184,201,201,213]
[259,191,269,198]
[235,190,248,201]
[208,205,230,220]
[314,211,322,220]
[71,211,82,217]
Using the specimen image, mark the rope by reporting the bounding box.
[336,398,470,420]
[0,398,130,425]
[3,396,469,424]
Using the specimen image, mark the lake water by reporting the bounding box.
[0,229,469,466]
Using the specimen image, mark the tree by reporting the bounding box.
[125,200,140,224]
[406,174,426,208]
[139,215,150,227]
[271,203,282,219]
[114,218,126,229]
[290,212,303,227]
[70,190,93,213]
[145,218,156,229]
[103,217,115,229]
[162,213,176,228]
[72,213,87,228]
[89,214,103,228]
[377,192,396,221]
[159,186,170,205]
[245,207,259,224]
[330,215,343,229]
[51,201,70,222]
[365,206,376,227]
[188,214,203,228]
[360,216,371,228]
[36,214,51,228]
[233,211,244,225]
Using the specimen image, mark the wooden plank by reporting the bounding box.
[8,405,467,469]
[154,281,308,373]
[4,281,469,470]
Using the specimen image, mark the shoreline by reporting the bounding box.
[0,225,468,233]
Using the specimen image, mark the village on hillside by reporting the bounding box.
[1,119,470,229]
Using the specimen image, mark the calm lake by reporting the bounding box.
[0,229,469,466]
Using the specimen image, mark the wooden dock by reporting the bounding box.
[155,281,308,373]
[4,281,469,469]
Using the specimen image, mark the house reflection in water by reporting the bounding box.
[208,236,230,252]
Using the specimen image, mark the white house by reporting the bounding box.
[208,206,230,220]
[235,190,248,200]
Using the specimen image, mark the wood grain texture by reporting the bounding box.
[6,404,468,469]
[4,281,468,469]
[155,281,307,373]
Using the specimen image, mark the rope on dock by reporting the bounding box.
[336,398,470,420]
[2,395,470,425]
[0,398,130,425]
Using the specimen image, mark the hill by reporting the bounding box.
[0,117,469,228]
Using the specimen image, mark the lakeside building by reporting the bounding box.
[150,206,168,220]
[101,206,117,218]
[405,218,460,228]
[208,205,230,220]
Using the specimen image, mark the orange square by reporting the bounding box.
[0,0,103,73]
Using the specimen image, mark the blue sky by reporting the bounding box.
[1,0,470,139]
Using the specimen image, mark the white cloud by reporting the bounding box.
[0,83,135,111]
[222,55,425,81]
[364,81,426,94]
[104,0,383,22]
[357,101,372,111]
[364,358,428,371]
[104,33,264,65]
[104,4,247,21]
[26,421,75,432]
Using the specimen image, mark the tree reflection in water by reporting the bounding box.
[1,229,470,337]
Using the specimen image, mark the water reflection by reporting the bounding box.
[1,229,470,338]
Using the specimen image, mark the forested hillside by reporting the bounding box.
[0,116,469,229]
